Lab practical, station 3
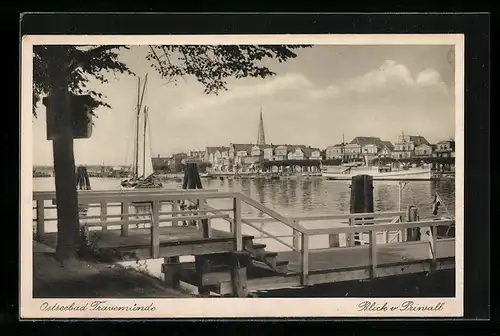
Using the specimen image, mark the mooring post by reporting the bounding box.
[350,175,374,245]
[229,253,248,297]
[162,256,181,290]
[183,162,211,236]
[406,206,420,242]
[195,255,212,296]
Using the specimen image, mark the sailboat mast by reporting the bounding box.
[142,106,148,177]
[134,77,141,176]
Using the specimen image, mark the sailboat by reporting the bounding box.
[120,75,163,190]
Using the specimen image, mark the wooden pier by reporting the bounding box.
[32,187,456,297]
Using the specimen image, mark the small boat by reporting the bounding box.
[322,163,433,181]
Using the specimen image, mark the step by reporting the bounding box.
[251,243,267,250]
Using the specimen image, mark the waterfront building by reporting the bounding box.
[377,141,394,158]
[391,132,430,159]
[434,140,455,158]
[414,143,433,158]
[263,146,275,160]
[205,146,230,171]
[326,144,345,159]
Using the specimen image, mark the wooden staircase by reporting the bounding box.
[176,239,292,295]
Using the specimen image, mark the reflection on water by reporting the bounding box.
[33,176,455,220]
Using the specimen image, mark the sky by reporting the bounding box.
[32,44,456,166]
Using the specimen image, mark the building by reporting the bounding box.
[152,155,171,173]
[325,144,345,159]
[391,132,430,159]
[205,146,230,171]
[273,145,288,161]
[186,150,206,162]
[434,140,455,158]
[414,143,433,158]
[377,141,394,158]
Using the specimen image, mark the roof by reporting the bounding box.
[408,135,430,146]
[381,141,394,151]
[206,146,230,154]
[350,136,384,146]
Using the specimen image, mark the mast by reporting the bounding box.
[142,106,148,177]
[134,77,141,176]
[134,74,149,177]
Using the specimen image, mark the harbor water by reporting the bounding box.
[32,176,456,288]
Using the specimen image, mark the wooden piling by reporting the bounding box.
[350,175,374,245]
[183,162,211,235]
[230,253,248,297]
[162,256,181,290]
[195,255,212,296]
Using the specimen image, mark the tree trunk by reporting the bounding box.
[48,46,80,263]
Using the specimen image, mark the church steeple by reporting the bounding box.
[257,108,266,145]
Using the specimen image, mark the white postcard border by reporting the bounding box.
[20,34,465,319]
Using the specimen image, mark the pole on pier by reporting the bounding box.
[182,162,211,237]
[406,206,420,242]
[349,175,374,246]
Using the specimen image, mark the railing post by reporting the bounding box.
[347,217,354,247]
[171,200,179,226]
[301,233,309,286]
[328,232,340,248]
[150,200,160,259]
[35,199,45,242]
[201,199,212,238]
[430,225,438,271]
[233,195,242,251]
[406,206,419,242]
[121,201,129,237]
[100,202,108,232]
[369,229,378,278]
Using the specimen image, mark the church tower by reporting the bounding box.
[257,108,266,145]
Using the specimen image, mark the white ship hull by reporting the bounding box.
[323,166,433,181]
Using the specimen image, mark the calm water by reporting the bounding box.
[33,177,456,283]
[34,176,455,219]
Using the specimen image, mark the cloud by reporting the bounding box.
[310,60,449,100]
[169,60,450,118]
[173,73,312,118]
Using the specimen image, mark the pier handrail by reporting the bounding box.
[243,211,406,223]
[297,217,455,285]
[304,218,454,236]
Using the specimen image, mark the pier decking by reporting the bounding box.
[32,188,456,297]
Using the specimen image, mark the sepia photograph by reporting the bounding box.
[21,34,464,318]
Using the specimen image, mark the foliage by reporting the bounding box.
[33,45,133,117]
[33,44,311,116]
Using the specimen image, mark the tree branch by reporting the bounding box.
[68,45,125,74]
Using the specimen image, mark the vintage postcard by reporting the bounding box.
[21,34,464,318]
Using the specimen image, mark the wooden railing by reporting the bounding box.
[33,190,456,287]
[298,218,455,285]
[242,210,406,250]
[32,189,239,258]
